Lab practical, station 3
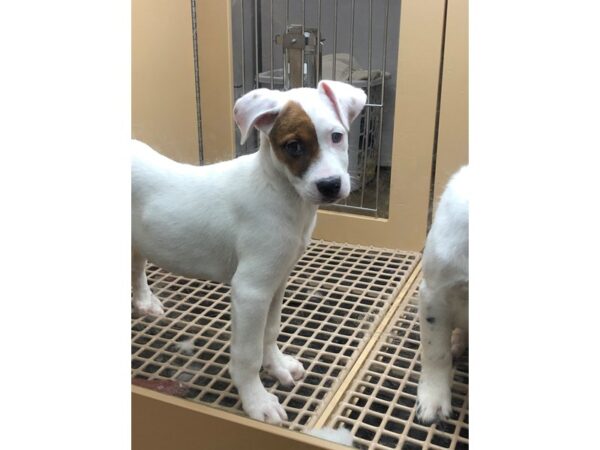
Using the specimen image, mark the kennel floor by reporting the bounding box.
[131,240,469,449]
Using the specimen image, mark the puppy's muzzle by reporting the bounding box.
[316,176,342,203]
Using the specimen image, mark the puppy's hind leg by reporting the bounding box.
[416,281,453,424]
[131,250,164,317]
[229,266,287,425]
[262,282,305,386]
[451,328,468,360]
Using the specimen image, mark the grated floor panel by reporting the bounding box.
[327,281,469,450]
[132,240,420,431]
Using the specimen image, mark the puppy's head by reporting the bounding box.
[233,81,367,204]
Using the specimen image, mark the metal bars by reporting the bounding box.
[359,0,374,207]
[230,0,398,218]
[375,0,390,213]
[190,0,204,164]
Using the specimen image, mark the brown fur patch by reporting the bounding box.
[268,101,319,178]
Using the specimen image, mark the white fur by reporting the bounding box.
[305,427,354,446]
[416,166,469,424]
[131,81,366,424]
[176,338,195,356]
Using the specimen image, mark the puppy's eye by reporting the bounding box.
[284,140,304,157]
[331,132,343,143]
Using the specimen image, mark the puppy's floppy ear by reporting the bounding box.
[233,88,285,145]
[318,80,367,131]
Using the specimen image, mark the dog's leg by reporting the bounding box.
[451,328,468,359]
[131,250,164,316]
[416,282,453,424]
[229,269,288,425]
[262,283,305,386]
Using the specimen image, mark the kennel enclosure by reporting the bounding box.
[132,0,468,448]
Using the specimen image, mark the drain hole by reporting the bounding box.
[288,398,306,409]
[391,407,410,420]
[313,364,327,374]
[176,371,193,382]
[201,392,218,403]
[364,414,382,427]
[205,365,221,375]
[431,434,452,448]
[211,380,229,391]
[356,427,375,441]
[402,440,423,449]
[343,407,360,420]
[408,426,428,441]
[296,386,314,396]
[378,434,399,448]
[142,363,159,373]
[131,359,143,369]
[193,375,211,387]
[370,401,388,414]
[140,350,154,359]
[159,367,176,377]
[375,390,394,403]
[385,420,404,433]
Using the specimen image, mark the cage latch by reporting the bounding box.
[275,25,323,89]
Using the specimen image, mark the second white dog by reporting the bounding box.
[131,80,366,424]
[416,166,469,424]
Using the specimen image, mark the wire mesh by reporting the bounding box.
[230,0,398,218]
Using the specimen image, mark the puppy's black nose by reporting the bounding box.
[316,176,341,199]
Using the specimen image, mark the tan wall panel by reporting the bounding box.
[387,0,447,250]
[433,0,468,206]
[195,1,236,163]
[314,211,394,249]
[133,387,350,450]
[132,0,199,164]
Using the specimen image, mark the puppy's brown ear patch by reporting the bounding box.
[268,101,319,178]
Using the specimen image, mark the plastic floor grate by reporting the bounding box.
[131,240,420,431]
[327,280,469,449]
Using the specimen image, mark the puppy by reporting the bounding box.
[131,80,367,424]
[416,165,469,424]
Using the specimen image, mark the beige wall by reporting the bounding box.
[195,0,236,163]
[433,0,469,209]
[132,0,200,164]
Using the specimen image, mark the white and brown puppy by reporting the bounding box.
[131,81,366,424]
[416,166,469,424]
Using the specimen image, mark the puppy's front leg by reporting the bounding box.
[262,283,305,386]
[229,269,288,425]
[417,282,453,424]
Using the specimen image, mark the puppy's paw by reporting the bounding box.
[133,294,164,317]
[243,390,288,425]
[416,380,452,425]
[451,328,468,359]
[264,353,305,386]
